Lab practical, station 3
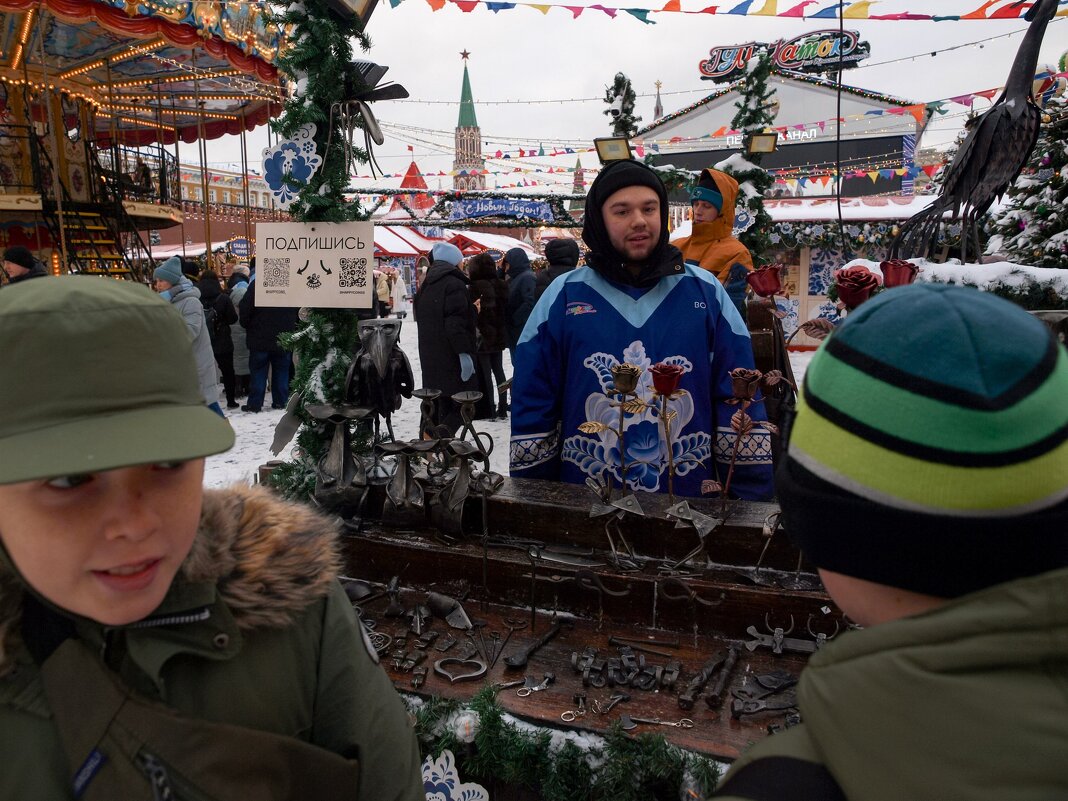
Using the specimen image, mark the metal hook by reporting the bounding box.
[764,612,795,636]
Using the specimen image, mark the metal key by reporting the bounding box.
[620,714,694,730]
[516,672,556,696]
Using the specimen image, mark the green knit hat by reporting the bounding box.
[777,283,1068,598]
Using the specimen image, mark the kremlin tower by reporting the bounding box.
[452,51,486,191]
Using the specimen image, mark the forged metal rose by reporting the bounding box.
[834,266,881,310]
[746,263,784,298]
[650,362,684,395]
[730,367,763,400]
[879,258,919,288]
[611,363,642,394]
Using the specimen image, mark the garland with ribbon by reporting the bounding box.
[409,687,723,801]
[383,0,1057,24]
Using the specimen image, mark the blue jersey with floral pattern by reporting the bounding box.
[509,264,774,500]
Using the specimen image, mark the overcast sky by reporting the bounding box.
[183,2,1067,192]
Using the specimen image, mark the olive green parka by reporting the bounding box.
[714,567,1068,800]
[0,485,425,801]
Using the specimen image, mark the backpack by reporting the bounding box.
[202,302,220,341]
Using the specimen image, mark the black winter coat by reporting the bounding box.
[506,265,537,349]
[534,263,577,302]
[469,277,509,354]
[197,276,238,356]
[238,277,300,353]
[413,260,478,396]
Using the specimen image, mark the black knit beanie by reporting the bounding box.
[581,160,672,286]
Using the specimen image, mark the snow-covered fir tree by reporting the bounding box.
[718,50,776,261]
[603,72,641,139]
[987,95,1068,269]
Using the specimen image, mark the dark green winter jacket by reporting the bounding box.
[715,567,1068,801]
[0,485,425,801]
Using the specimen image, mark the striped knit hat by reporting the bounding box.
[777,283,1068,598]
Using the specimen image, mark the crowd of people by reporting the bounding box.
[1,159,1065,800]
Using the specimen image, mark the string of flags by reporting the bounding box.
[387,0,1068,24]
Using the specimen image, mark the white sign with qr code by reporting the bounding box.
[254,221,375,309]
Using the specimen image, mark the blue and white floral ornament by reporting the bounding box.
[262,123,323,208]
[423,749,488,801]
[732,207,756,235]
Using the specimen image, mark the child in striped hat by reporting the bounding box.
[714,283,1068,801]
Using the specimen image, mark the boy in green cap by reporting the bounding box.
[714,283,1068,800]
[0,277,424,801]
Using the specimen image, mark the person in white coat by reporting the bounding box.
[390,269,410,319]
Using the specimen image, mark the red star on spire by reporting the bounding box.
[460,50,471,60]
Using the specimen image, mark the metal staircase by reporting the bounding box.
[32,134,154,282]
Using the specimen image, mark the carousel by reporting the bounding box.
[0,0,284,282]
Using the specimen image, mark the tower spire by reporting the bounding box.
[453,52,486,191]
[653,80,664,121]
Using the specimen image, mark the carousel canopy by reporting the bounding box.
[0,0,285,146]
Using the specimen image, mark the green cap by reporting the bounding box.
[0,276,234,484]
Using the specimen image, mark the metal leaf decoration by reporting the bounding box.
[701,480,723,495]
[798,318,835,341]
[622,399,648,415]
[731,409,754,435]
[579,421,611,434]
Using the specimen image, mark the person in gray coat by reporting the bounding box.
[153,256,224,416]
[228,266,251,397]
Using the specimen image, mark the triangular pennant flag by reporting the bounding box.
[626,8,656,22]
[426,0,446,10]
[961,0,997,19]
[811,2,843,18]
[895,168,908,177]
[879,169,893,179]
[923,164,939,177]
[589,3,617,15]
[635,144,646,156]
[817,120,826,131]
[843,0,873,17]
[486,2,516,10]
[727,0,754,13]
[563,5,584,16]
[976,89,998,100]
[887,107,906,116]
[991,0,1027,18]
[753,0,776,14]
[529,3,552,11]
[661,0,681,9]
[908,104,926,124]
[867,171,880,183]
[452,1,478,11]
[781,0,814,15]
[712,126,727,137]
[696,5,719,12]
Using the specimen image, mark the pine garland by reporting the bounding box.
[604,72,642,139]
[273,0,371,223]
[265,1,382,498]
[720,50,776,262]
[408,687,723,801]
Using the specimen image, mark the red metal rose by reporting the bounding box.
[746,264,783,298]
[834,266,881,310]
[879,258,919,288]
[650,362,684,395]
[730,367,763,400]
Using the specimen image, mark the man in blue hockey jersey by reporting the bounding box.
[509,159,774,500]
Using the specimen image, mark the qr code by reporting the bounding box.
[340,257,368,289]
[262,258,289,288]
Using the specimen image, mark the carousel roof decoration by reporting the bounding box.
[0,0,288,146]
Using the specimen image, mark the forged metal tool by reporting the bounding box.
[678,650,727,711]
[620,715,694,730]
[561,693,588,722]
[705,646,740,710]
[490,618,528,670]
[504,620,564,670]
[745,614,820,655]
[731,693,798,719]
[600,693,629,714]
[607,636,673,659]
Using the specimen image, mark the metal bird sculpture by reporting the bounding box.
[344,318,415,444]
[890,0,1058,263]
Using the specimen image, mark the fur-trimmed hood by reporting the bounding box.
[1,484,342,674]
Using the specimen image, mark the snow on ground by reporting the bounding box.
[204,318,816,488]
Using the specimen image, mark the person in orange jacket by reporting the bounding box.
[674,168,752,316]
